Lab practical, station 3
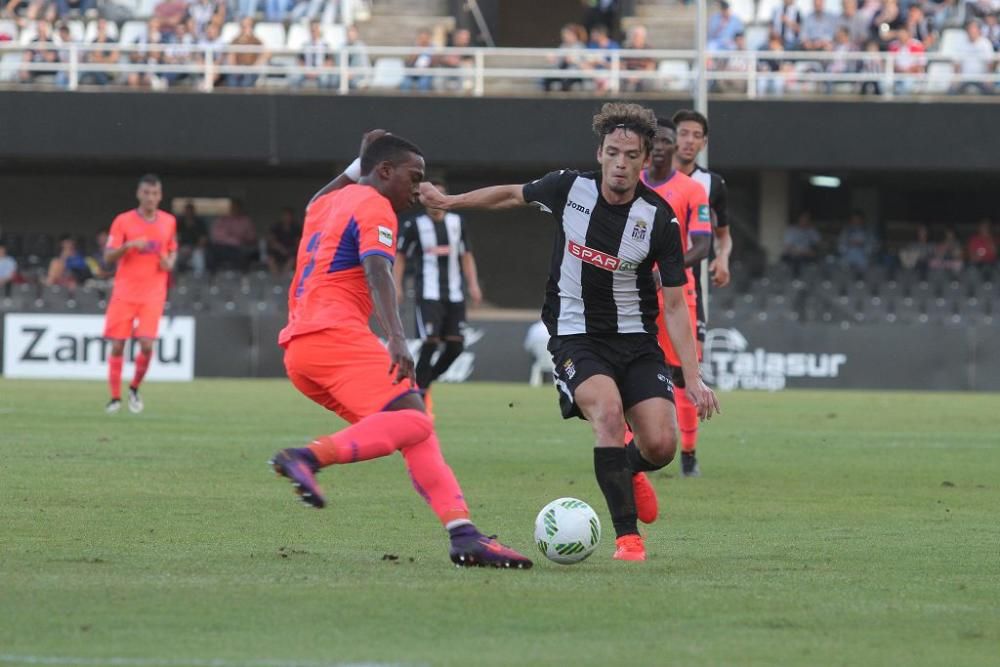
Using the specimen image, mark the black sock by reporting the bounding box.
[415,342,438,389]
[625,440,664,473]
[429,340,463,384]
[593,447,638,538]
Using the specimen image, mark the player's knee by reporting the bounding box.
[109,341,125,356]
[640,430,677,468]
[590,404,627,444]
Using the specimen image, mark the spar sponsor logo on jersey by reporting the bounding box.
[703,328,847,391]
[567,240,638,273]
[2,314,195,380]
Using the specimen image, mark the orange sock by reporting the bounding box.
[676,387,699,453]
[401,433,470,525]
[108,355,123,400]
[623,423,634,445]
[308,409,433,466]
[131,351,151,389]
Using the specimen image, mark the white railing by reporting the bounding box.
[1,42,997,98]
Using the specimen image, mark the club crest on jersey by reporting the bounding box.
[377,226,394,247]
[568,240,620,271]
[562,358,576,380]
[631,220,648,241]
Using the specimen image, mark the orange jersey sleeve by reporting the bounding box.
[107,210,176,304]
[680,174,712,239]
[279,184,397,346]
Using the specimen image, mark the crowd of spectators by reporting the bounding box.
[781,211,998,278]
[706,0,999,95]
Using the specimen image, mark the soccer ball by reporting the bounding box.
[533,497,601,564]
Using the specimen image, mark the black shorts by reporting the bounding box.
[548,333,674,421]
[416,299,467,340]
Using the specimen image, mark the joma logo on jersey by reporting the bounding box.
[567,200,591,215]
[568,240,620,271]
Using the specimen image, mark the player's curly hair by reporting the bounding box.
[592,102,657,154]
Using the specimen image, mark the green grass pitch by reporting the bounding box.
[1,379,998,667]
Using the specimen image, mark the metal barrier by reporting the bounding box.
[1,42,998,98]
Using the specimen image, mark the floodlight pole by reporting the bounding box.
[695,0,711,320]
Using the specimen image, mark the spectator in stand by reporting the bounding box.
[163,18,196,86]
[872,0,904,49]
[266,207,301,274]
[335,23,370,90]
[889,26,926,94]
[4,0,56,22]
[544,23,586,92]
[621,24,656,92]
[18,20,59,84]
[838,211,878,274]
[581,0,620,41]
[53,23,72,87]
[289,0,326,23]
[232,0,257,20]
[586,24,619,92]
[802,0,838,52]
[82,17,118,86]
[56,0,94,18]
[227,16,267,88]
[952,19,995,95]
[707,0,744,52]
[759,33,791,95]
[177,201,209,276]
[210,199,257,272]
[966,218,997,270]
[858,39,883,96]
[189,0,225,39]
[153,0,187,36]
[439,28,475,92]
[45,235,90,288]
[828,26,856,90]
[984,13,1000,51]
[85,230,112,280]
[928,227,964,273]
[289,19,333,89]
[772,0,803,50]
[898,224,933,275]
[401,28,435,92]
[905,4,936,51]
[781,211,823,276]
[264,0,289,21]
[126,17,167,89]
[195,20,225,90]
[0,242,17,296]
[843,0,876,50]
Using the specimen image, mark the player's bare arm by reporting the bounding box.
[461,252,483,306]
[685,234,711,268]
[363,254,415,385]
[310,129,390,205]
[159,249,177,272]
[419,182,525,211]
[392,252,407,305]
[711,224,732,287]
[661,285,720,420]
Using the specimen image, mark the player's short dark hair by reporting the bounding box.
[671,109,709,137]
[592,102,657,154]
[138,173,161,188]
[656,117,677,132]
[360,135,424,176]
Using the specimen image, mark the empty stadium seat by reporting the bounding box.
[939,28,968,55]
[657,59,690,92]
[323,24,346,49]
[84,20,119,42]
[66,20,85,42]
[255,22,287,50]
[117,20,147,46]
[0,19,18,41]
[0,52,21,83]
[727,0,756,23]
[286,22,310,51]
[370,57,405,88]
[924,61,953,94]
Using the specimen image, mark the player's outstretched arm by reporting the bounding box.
[419,182,526,211]
[685,233,711,269]
[309,129,390,205]
[362,254,416,386]
[661,285,720,421]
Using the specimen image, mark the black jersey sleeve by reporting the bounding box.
[521,170,577,216]
[397,217,419,257]
[654,206,687,289]
[711,173,729,229]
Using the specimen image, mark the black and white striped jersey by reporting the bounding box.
[397,212,471,303]
[522,170,686,337]
[689,165,729,229]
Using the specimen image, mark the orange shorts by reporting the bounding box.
[104,299,165,340]
[283,328,417,424]
[657,291,702,367]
